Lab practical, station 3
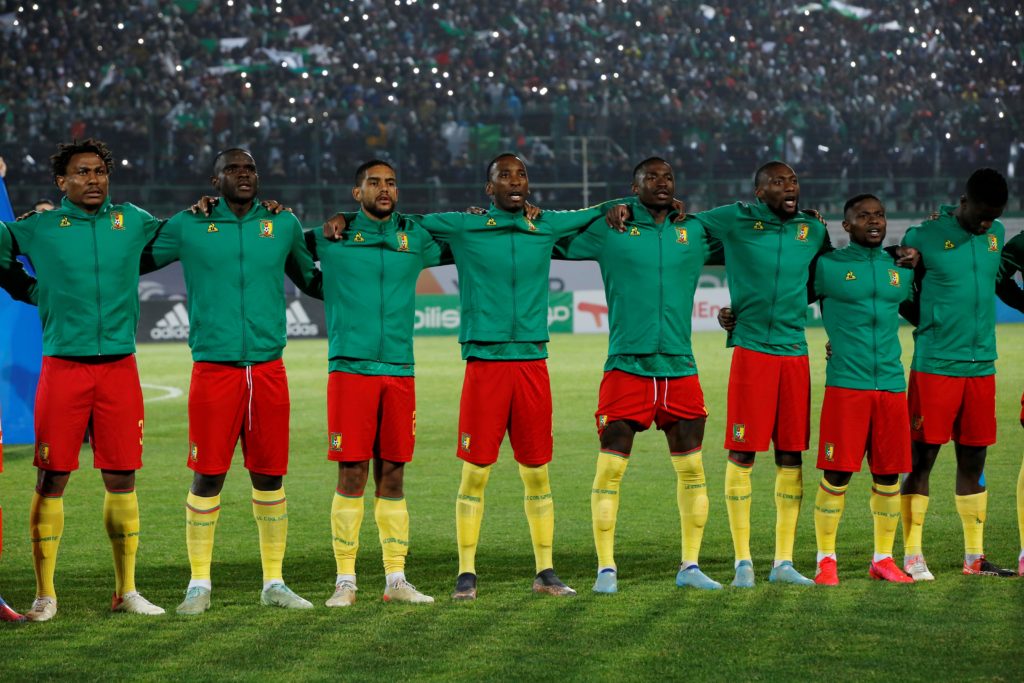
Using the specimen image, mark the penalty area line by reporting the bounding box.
[141,383,184,402]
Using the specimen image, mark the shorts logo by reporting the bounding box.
[412,411,417,437]
[752,221,764,231]
[259,220,274,238]
[944,239,955,250]
[486,218,497,226]
[825,443,835,462]
[845,270,856,281]
[598,415,608,428]
[207,222,219,233]
[911,415,924,431]
[189,442,199,463]
[110,212,124,230]
[888,269,900,286]
[460,432,471,452]
[59,216,71,227]
[353,231,365,243]
[988,234,999,252]
[329,432,343,452]
[796,224,809,241]
[732,424,746,443]
[629,226,641,237]
[37,442,50,464]
[675,227,688,244]
[526,218,538,232]
[397,232,409,252]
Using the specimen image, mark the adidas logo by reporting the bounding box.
[286,300,319,337]
[150,303,190,340]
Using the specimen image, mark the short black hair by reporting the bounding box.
[753,160,791,187]
[632,157,671,185]
[50,138,113,182]
[965,168,1008,207]
[354,159,396,186]
[213,147,254,174]
[843,193,881,217]
[485,153,524,182]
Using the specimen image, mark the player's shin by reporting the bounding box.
[104,489,141,597]
[901,493,929,557]
[30,492,64,599]
[724,460,753,562]
[185,492,220,585]
[331,490,364,577]
[774,465,804,564]
[592,452,628,570]
[869,482,901,559]
[814,478,847,560]
[375,495,409,579]
[955,490,987,560]
[672,449,708,566]
[252,487,288,585]
[519,463,555,573]
[455,462,491,575]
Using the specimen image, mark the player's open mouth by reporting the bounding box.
[867,228,881,236]
[655,190,671,198]
[237,183,252,190]
[783,196,797,210]
[508,192,524,200]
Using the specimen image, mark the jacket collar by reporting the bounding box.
[60,195,112,218]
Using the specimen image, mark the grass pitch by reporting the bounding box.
[1,328,1023,682]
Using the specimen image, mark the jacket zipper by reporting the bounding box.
[870,250,878,389]
[657,222,664,353]
[378,224,386,360]
[767,225,782,342]
[91,215,102,354]
[238,220,247,359]
[510,226,517,341]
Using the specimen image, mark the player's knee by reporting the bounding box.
[774,450,802,468]
[36,470,70,496]
[191,472,225,497]
[518,463,549,489]
[600,421,635,454]
[823,470,852,488]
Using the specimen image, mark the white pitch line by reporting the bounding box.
[141,383,184,402]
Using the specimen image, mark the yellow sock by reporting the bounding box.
[813,479,847,556]
[185,492,220,581]
[103,490,141,597]
[724,460,753,562]
[519,463,555,574]
[331,491,364,576]
[29,493,63,599]
[774,465,804,563]
[591,451,629,570]
[252,487,288,583]
[1017,456,1024,552]
[455,462,491,575]
[375,496,409,575]
[901,493,929,556]
[955,491,987,556]
[672,449,708,566]
[870,482,901,557]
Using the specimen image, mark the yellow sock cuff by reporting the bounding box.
[671,449,704,474]
[253,487,286,505]
[186,491,221,514]
[871,482,900,496]
[818,480,849,497]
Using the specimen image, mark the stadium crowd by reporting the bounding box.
[1,0,1021,193]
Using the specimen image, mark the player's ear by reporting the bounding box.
[631,182,640,196]
[841,219,852,234]
[351,186,361,202]
[55,175,67,193]
[484,181,494,198]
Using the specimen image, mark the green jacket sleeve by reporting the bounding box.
[415,212,466,240]
[693,204,737,240]
[807,227,833,303]
[285,218,323,300]
[140,213,182,274]
[304,229,320,260]
[996,234,1024,312]
[551,220,606,261]
[0,222,37,305]
[704,233,725,266]
[812,258,825,302]
[542,201,612,239]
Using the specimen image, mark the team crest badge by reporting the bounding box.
[460,432,471,452]
[888,269,900,286]
[825,443,835,462]
[988,234,999,252]
[59,216,71,227]
[675,227,688,244]
[796,224,809,241]
[397,232,409,252]
[598,415,608,428]
[911,415,924,431]
[110,212,124,230]
[752,221,764,231]
[259,220,274,238]
[944,239,955,250]
[845,271,856,281]
[629,226,641,237]
[207,223,218,233]
[37,442,50,464]
[189,442,199,463]
[353,232,365,243]
[329,432,343,452]
[486,218,497,226]
[732,424,746,443]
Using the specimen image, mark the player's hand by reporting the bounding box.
[261,199,292,215]
[825,340,832,361]
[605,204,632,232]
[524,200,541,220]
[16,210,37,221]
[671,198,686,221]
[0,156,7,179]
[717,306,736,332]
[189,195,219,216]
[466,206,486,215]
[894,246,919,268]
[323,212,348,240]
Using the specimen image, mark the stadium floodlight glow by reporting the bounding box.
[978,57,983,63]
[930,72,937,79]
[431,66,438,74]
[435,82,441,88]
[241,71,247,78]
[321,69,328,76]
[307,117,314,123]
[375,76,383,83]
[487,70,493,77]
[391,81,398,88]
[617,44,624,51]
[117,22,124,29]
[817,145,829,153]
[289,97,296,104]
[290,116,297,123]
[281,61,288,67]
[492,31,499,38]
[914,7,919,13]
[850,61,856,67]
[175,64,182,72]
[799,25,804,32]
[908,26,915,33]
[432,2,439,9]
[121,159,129,166]
[446,89,453,97]
[729,35,736,43]
[945,132,951,139]
[138,38,145,44]
[31,2,38,8]
[539,87,548,95]
[999,112,1005,119]
[254,121,260,128]
[442,71,449,78]
[388,95,395,102]
[275,6,282,12]
[84,81,91,88]
[66,81,73,88]
[352,62,360,69]
[227,0,233,5]
[302,72,309,79]
[613,72,619,78]
[967,6,972,12]
[343,15,349,22]
[635,20,641,26]
[920,41,926,48]
[595,57,601,64]
[600,74,608,81]
[413,67,420,74]
[970,49,976,56]
[362,13,368,19]
[896,48,902,55]
[245,82,251,88]
[531,86,538,93]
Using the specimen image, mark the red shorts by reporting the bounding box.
[816,387,911,475]
[33,356,144,472]
[724,347,810,453]
[187,360,290,477]
[907,371,996,447]
[596,370,708,434]
[327,372,416,463]
[457,359,552,466]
